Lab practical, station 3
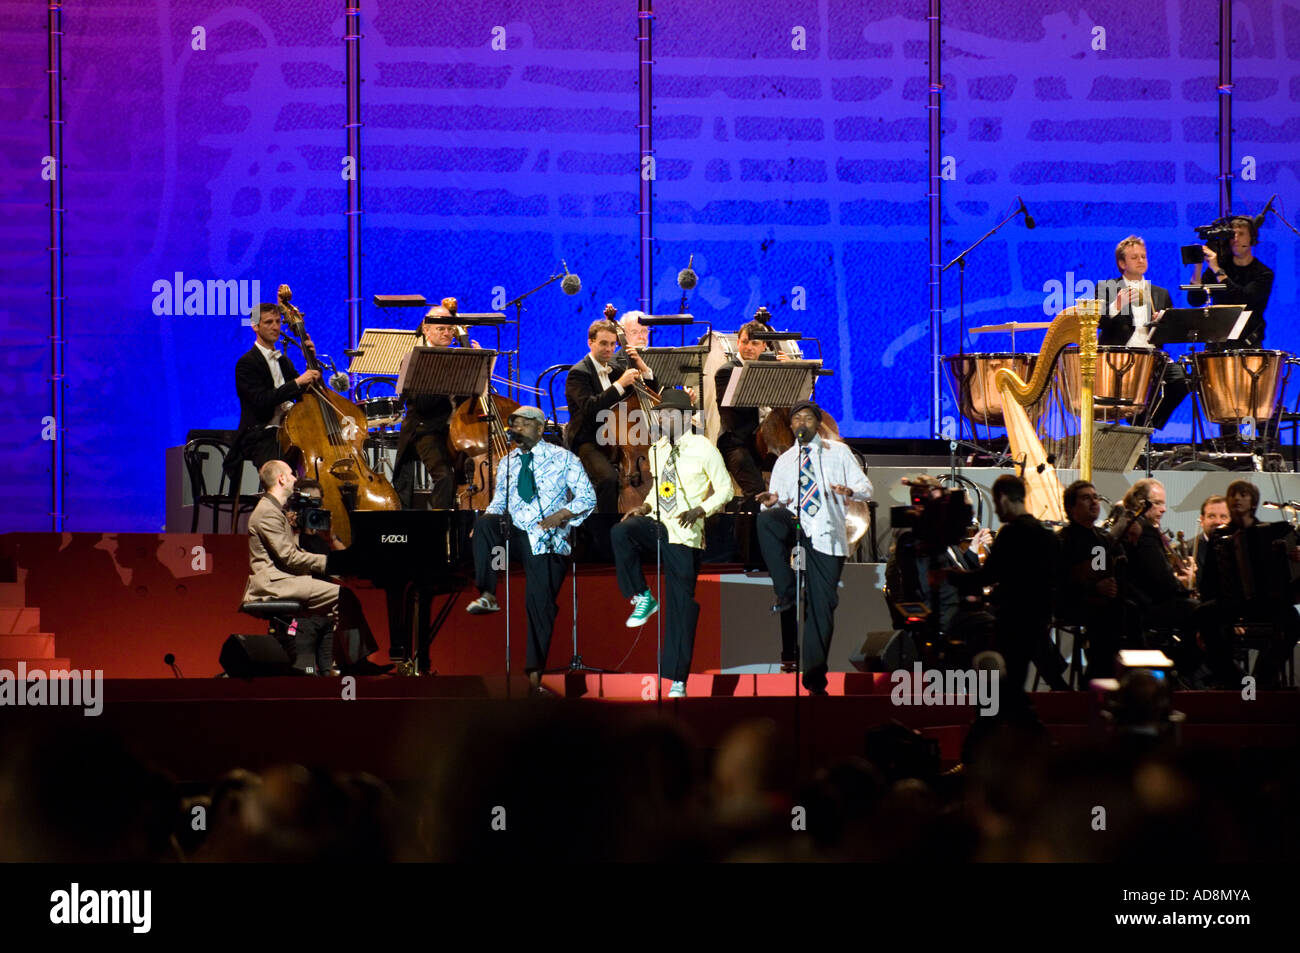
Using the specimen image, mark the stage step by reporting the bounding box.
[0,607,40,633]
[0,659,74,673]
[0,582,25,607]
[535,671,896,699]
[0,634,56,658]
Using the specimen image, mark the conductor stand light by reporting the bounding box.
[941,196,1036,356]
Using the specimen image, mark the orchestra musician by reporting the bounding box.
[714,320,789,510]
[955,475,1070,693]
[465,406,596,696]
[611,389,733,699]
[564,319,649,514]
[1188,216,1274,347]
[242,461,391,676]
[228,303,321,478]
[1095,236,1184,430]
[1197,480,1300,689]
[755,401,872,694]
[392,301,480,510]
[1056,480,1128,680]
[1194,495,1230,582]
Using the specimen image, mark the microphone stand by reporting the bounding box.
[793,433,806,698]
[941,204,1032,355]
[1264,203,1300,239]
[503,437,514,697]
[502,269,567,400]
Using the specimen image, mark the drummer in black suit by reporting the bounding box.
[392,300,479,510]
[1096,235,1182,430]
[228,303,321,477]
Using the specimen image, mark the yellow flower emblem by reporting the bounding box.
[659,480,676,499]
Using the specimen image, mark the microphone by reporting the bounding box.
[507,429,526,444]
[1252,194,1277,230]
[677,253,697,290]
[163,653,183,678]
[329,371,350,392]
[1017,196,1036,230]
[794,425,815,444]
[561,260,581,296]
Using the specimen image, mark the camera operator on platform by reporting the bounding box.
[1187,216,1274,348]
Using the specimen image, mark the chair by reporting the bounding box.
[183,430,259,533]
[535,364,570,428]
[239,598,305,664]
[1233,621,1297,688]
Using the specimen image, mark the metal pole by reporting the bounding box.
[927,0,943,435]
[1217,0,1233,216]
[637,0,654,313]
[345,2,363,350]
[48,0,66,531]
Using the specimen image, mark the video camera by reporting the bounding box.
[286,490,331,533]
[1181,215,1237,265]
[889,479,974,551]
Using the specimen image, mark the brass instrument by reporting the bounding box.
[993,300,1100,521]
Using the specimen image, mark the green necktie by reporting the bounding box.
[518,451,537,503]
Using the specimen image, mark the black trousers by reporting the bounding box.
[719,441,765,507]
[1148,361,1190,431]
[394,429,456,509]
[244,427,283,473]
[575,442,620,515]
[612,516,702,683]
[995,612,1066,691]
[1201,598,1300,687]
[291,615,334,674]
[472,513,568,674]
[756,507,844,692]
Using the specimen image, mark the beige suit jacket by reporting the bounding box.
[241,494,334,608]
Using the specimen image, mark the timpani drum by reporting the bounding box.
[1192,349,1290,424]
[1058,346,1167,422]
[942,352,1038,428]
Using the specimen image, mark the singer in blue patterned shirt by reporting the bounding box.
[466,406,596,694]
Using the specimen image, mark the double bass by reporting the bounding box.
[441,298,520,510]
[277,284,400,545]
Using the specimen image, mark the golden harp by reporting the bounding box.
[993,300,1100,521]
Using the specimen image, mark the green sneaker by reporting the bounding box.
[626,590,659,627]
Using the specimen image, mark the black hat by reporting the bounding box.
[658,389,694,411]
[790,400,823,423]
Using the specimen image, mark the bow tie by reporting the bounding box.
[268,350,283,361]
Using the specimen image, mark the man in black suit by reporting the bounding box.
[714,319,786,510]
[1095,236,1184,431]
[1056,480,1128,679]
[392,301,478,510]
[564,319,643,514]
[228,303,320,478]
[1193,494,1229,583]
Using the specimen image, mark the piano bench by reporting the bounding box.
[240,600,305,619]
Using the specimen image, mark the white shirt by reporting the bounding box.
[255,340,295,428]
[764,435,873,557]
[1111,278,1153,348]
[592,358,624,396]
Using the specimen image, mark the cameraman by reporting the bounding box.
[1187,216,1274,347]
[285,478,344,674]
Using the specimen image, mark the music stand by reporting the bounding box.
[639,345,709,392]
[398,346,496,400]
[1148,306,1249,456]
[349,329,419,377]
[720,360,820,409]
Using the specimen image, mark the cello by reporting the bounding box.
[603,303,662,513]
[277,284,400,546]
[442,298,521,510]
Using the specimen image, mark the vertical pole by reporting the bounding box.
[48,1,66,531]
[345,2,363,350]
[1217,0,1233,216]
[637,0,654,314]
[927,0,943,435]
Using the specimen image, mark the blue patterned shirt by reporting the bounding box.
[484,439,596,555]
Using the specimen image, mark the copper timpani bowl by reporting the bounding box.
[1057,345,1167,422]
[1192,349,1289,424]
[942,352,1039,428]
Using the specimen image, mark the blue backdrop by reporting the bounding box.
[2,0,1297,531]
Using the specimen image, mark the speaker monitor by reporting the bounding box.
[220,634,296,678]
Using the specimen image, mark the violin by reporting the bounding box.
[276,284,400,545]
[441,297,521,510]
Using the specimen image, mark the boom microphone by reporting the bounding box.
[1017,196,1036,230]
[677,253,697,290]
[561,260,581,296]
[1252,194,1277,230]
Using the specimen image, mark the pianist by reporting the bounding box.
[466,406,596,696]
[242,461,391,676]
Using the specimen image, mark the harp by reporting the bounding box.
[993,301,1100,521]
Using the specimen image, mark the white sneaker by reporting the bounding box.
[668,680,686,698]
[467,593,499,614]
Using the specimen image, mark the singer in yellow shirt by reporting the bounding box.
[611,389,733,698]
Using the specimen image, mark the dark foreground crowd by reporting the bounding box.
[1,675,1296,863]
